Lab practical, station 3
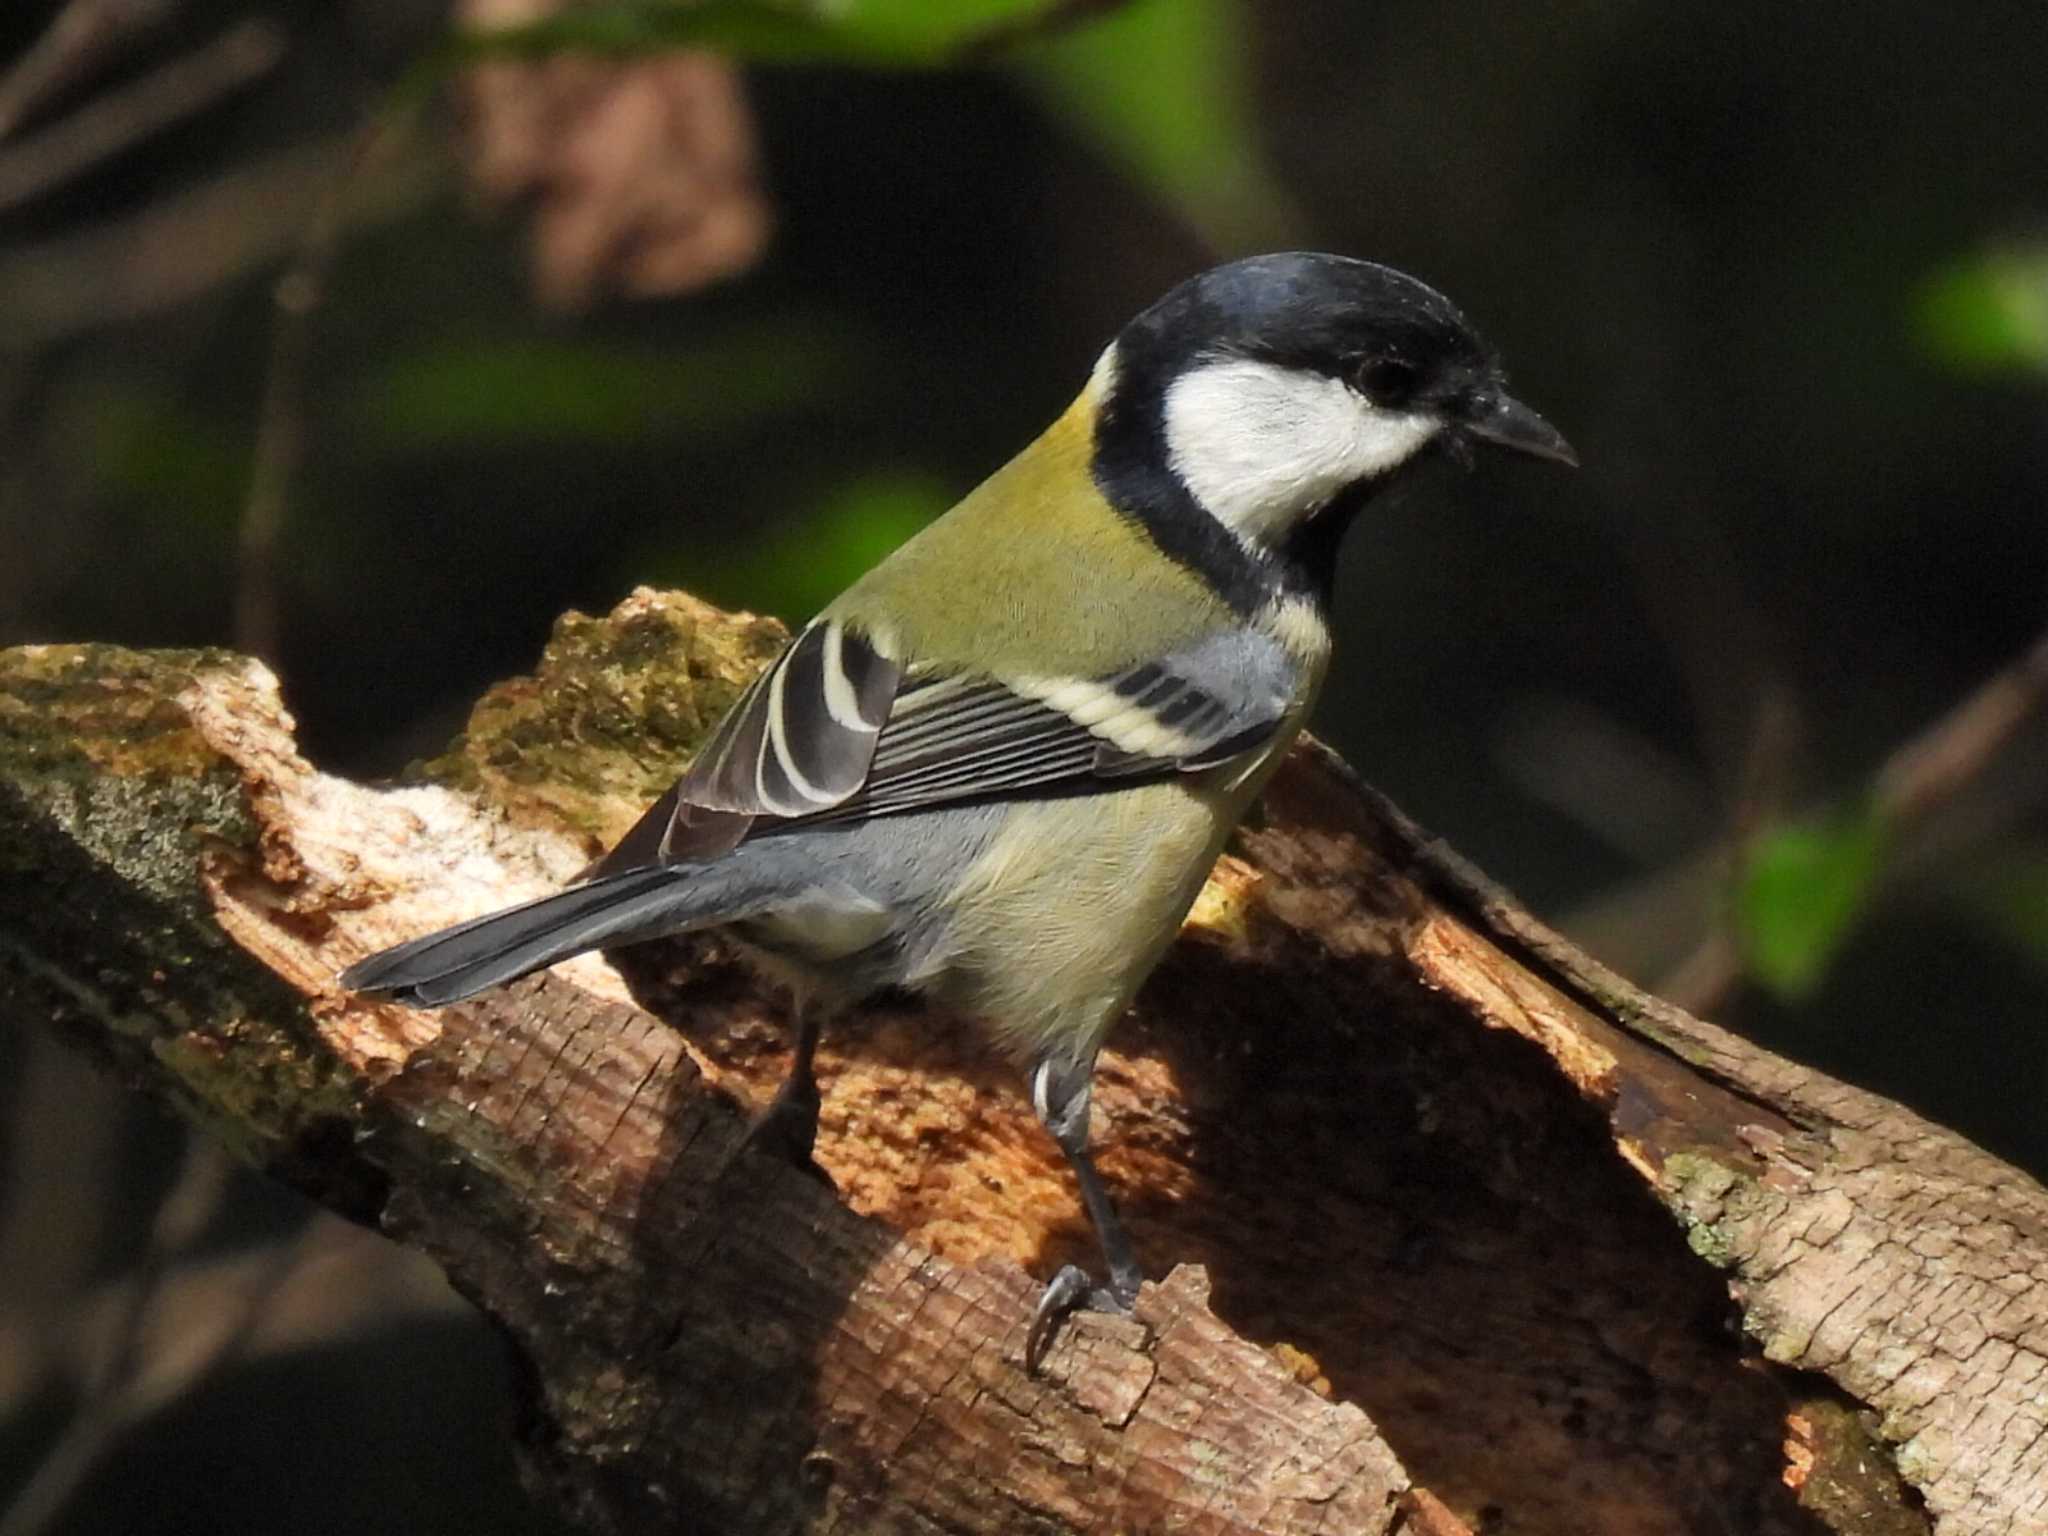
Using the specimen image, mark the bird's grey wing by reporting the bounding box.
[791,626,1301,827]
[587,617,902,872]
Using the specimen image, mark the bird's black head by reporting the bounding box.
[1091,252,1573,610]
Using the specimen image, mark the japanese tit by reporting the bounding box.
[341,251,1575,1365]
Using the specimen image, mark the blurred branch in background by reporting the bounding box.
[1875,623,2048,826]
[238,104,426,660]
[0,1033,463,1536]
[0,134,436,348]
[0,1229,463,1536]
[1546,615,2048,1019]
[1535,232,2048,1021]
[3,1134,238,1536]
[0,18,283,216]
[0,0,175,142]
[0,0,1284,656]
[1726,619,2048,1009]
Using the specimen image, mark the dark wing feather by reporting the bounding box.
[590,623,1302,871]
[585,619,901,874]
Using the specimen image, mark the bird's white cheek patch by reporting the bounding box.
[1162,358,1438,544]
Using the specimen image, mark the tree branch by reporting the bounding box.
[3,587,2039,1535]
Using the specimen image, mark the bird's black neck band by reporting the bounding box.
[1089,375,1348,616]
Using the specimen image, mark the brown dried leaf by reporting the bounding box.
[456,0,771,308]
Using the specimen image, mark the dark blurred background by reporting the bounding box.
[3,1,2044,1531]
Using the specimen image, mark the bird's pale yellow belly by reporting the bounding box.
[921,756,1277,1061]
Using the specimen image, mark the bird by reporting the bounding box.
[340,251,1575,1367]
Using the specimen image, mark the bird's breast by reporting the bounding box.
[918,736,1295,1062]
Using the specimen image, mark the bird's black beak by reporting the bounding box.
[1464,392,1577,468]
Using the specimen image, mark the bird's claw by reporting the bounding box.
[1026,1263,1136,1372]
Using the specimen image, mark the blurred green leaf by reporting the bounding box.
[355,328,853,450]
[1915,247,2048,376]
[90,389,250,530]
[666,468,953,619]
[1951,852,2048,979]
[1014,0,1299,251]
[416,0,1094,81]
[1736,807,1892,1001]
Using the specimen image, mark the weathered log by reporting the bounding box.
[2,587,2039,1536]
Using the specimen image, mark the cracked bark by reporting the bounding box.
[2,587,2042,1536]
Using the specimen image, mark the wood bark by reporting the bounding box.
[2,587,2043,1536]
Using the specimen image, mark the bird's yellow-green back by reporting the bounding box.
[826,381,1237,678]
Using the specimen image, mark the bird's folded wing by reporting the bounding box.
[589,621,1299,872]
[589,618,900,869]
[817,628,1298,822]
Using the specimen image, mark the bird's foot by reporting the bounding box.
[735,1075,834,1189]
[1026,1263,1138,1372]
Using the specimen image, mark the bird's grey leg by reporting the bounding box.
[1024,1051,1144,1370]
[737,1000,829,1181]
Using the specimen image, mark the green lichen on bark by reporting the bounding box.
[1788,1393,1928,1536]
[0,643,262,886]
[421,588,786,840]
[0,643,358,1169]
[1661,1150,1755,1270]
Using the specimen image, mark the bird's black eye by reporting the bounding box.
[1355,357,1419,407]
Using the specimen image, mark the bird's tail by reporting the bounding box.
[339,865,723,1007]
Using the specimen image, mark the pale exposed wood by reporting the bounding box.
[3,587,2043,1535]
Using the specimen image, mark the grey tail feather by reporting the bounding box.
[339,866,705,1008]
